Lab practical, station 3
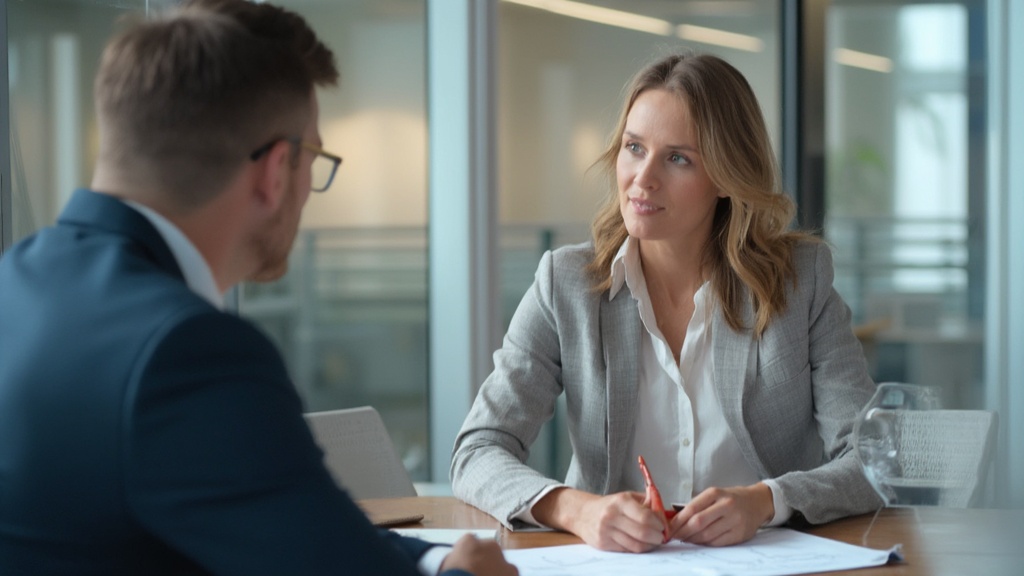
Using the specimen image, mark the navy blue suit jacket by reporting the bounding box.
[0,189,467,575]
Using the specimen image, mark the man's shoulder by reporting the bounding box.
[149,305,280,366]
[0,221,246,370]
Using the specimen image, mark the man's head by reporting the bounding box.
[245,90,323,283]
[93,0,338,211]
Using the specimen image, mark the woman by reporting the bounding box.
[450,53,880,553]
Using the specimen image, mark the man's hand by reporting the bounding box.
[667,482,774,546]
[440,534,518,576]
[532,488,666,553]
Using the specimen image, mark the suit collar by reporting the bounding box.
[608,238,632,300]
[58,188,184,281]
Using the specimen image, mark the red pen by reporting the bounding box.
[638,455,673,542]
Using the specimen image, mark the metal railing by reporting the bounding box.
[826,215,976,324]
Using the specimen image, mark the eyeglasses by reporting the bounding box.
[249,137,343,192]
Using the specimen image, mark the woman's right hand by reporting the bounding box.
[531,488,666,552]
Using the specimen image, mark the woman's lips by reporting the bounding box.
[629,197,662,215]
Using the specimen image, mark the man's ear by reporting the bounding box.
[251,140,293,212]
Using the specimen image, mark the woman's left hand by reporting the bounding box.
[665,482,775,546]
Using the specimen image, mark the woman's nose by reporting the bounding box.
[635,159,659,191]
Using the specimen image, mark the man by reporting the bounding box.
[0,1,516,575]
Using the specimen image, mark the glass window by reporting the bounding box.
[6,0,177,243]
[825,1,984,409]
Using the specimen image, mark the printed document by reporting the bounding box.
[503,527,901,576]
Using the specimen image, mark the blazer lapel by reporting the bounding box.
[711,294,769,477]
[601,289,642,494]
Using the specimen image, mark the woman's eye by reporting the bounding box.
[625,142,642,154]
[669,153,689,165]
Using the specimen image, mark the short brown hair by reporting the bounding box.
[588,53,815,336]
[94,0,338,208]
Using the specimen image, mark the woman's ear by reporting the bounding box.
[250,140,293,212]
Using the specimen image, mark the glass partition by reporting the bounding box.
[6,0,176,243]
[825,1,986,410]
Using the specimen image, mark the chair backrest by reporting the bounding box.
[893,409,998,508]
[304,406,417,499]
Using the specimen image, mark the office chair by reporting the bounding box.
[304,406,417,499]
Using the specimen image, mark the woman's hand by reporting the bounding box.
[667,482,774,546]
[532,487,666,552]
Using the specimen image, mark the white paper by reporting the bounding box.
[503,528,900,576]
[392,528,497,545]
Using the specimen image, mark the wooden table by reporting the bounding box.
[360,497,1024,575]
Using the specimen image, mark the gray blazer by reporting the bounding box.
[451,241,881,528]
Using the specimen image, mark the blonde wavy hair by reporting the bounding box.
[587,53,817,337]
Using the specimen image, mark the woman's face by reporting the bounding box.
[617,88,722,249]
